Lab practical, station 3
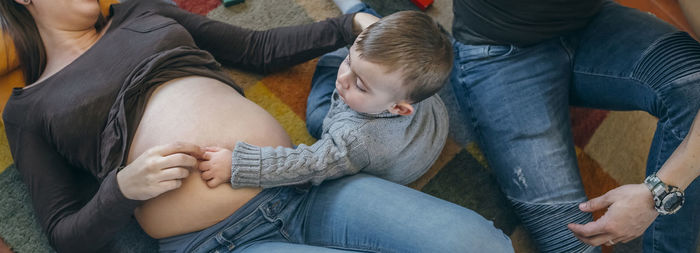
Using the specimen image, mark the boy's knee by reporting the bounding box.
[305,109,325,139]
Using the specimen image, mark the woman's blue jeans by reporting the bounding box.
[158,174,513,252]
[451,1,700,252]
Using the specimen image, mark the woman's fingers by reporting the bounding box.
[156,167,190,182]
[158,153,198,170]
[151,142,204,159]
[204,146,222,152]
[158,178,183,192]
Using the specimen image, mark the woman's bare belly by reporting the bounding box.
[128,76,293,239]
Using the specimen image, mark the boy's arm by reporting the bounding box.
[229,124,371,188]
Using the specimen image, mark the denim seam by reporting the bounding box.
[628,31,696,141]
[275,218,292,242]
[651,121,667,174]
[570,69,676,132]
[507,196,583,206]
[572,69,636,80]
[656,74,700,141]
[572,69,692,141]
[559,37,575,69]
[315,243,380,252]
[650,217,659,253]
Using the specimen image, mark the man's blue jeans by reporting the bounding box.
[451,1,700,252]
[158,174,513,252]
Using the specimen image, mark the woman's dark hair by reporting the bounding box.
[0,0,46,84]
[0,1,106,85]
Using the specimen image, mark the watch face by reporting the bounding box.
[660,191,684,214]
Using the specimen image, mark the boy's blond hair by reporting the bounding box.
[355,11,453,103]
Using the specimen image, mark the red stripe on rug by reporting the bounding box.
[174,0,221,15]
[577,149,620,253]
[260,59,319,120]
[570,107,609,148]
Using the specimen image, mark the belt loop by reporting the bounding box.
[215,232,236,251]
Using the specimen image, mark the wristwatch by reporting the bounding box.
[643,173,685,215]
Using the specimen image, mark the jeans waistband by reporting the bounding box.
[158,187,285,253]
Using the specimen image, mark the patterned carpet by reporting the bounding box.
[0,0,697,252]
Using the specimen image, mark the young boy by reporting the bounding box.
[198,5,453,188]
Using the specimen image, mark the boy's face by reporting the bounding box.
[335,45,406,114]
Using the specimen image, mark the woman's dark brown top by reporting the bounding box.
[2,1,355,252]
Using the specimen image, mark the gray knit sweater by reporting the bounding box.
[230,90,449,187]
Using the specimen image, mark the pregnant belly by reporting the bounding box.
[128,76,292,239]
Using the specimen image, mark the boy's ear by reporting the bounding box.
[389,102,414,116]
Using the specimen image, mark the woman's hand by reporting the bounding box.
[117,142,204,200]
[352,12,380,36]
[199,146,233,188]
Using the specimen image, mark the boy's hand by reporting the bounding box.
[199,147,233,188]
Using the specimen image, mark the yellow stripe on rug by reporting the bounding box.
[0,121,13,174]
[245,82,316,146]
[466,141,489,170]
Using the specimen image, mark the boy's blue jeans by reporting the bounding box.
[451,1,700,252]
[158,174,513,252]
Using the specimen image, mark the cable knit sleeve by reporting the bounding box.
[229,125,370,188]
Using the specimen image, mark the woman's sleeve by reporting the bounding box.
[5,125,140,253]
[151,2,357,74]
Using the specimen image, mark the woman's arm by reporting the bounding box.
[6,126,140,252]
[6,124,203,252]
[679,0,700,37]
[147,2,357,74]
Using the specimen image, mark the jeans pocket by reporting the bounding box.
[486,45,515,57]
[455,43,516,71]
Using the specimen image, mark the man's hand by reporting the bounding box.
[568,184,658,246]
[199,147,233,188]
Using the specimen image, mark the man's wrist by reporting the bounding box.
[644,173,685,215]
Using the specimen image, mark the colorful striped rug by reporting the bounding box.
[0,0,697,252]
